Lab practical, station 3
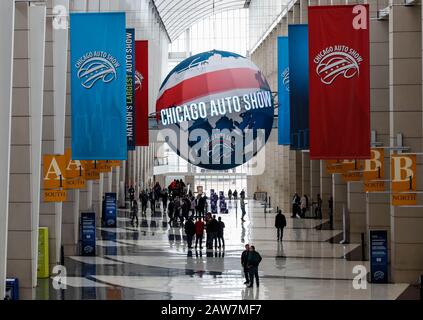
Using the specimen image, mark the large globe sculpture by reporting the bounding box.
[156,50,274,170]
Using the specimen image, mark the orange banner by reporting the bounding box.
[97,160,112,173]
[64,148,84,179]
[326,160,343,174]
[364,180,385,192]
[44,190,67,202]
[364,148,384,181]
[64,177,86,189]
[342,171,363,182]
[391,193,416,206]
[391,154,416,192]
[43,154,66,189]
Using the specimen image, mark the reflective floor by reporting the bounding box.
[36,200,410,300]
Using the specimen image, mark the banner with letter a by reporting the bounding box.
[70,12,127,160]
[288,25,309,150]
[278,36,290,145]
[135,40,149,146]
[126,29,136,150]
[308,5,370,159]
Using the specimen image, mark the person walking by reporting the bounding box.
[194,217,205,249]
[233,190,238,200]
[140,191,148,215]
[162,189,168,214]
[240,189,245,199]
[128,185,135,205]
[246,245,262,288]
[275,209,287,241]
[300,195,307,218]
[217,217,225,249]
[197,194,206,218]
[130,200,139,227]
[184,217,196,249]
[292,193,300,218]
[240,197,247,221]
[208,215,219,249]
[228,189,232,201]
[315,194,322,219]
[241,244,250,285]
[328,196,334,229]
[167,200,175,226]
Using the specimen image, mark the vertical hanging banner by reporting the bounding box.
[391,153,417,205]
[278,36,290,145]
[43,155,67,202]
[126,29,136,150]
[308,5,370,159]
[363,148,385,191]
[288,25,309,150]
[70,13,127,160]
[135,40,149,146]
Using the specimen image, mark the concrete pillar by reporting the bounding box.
[366,192,391,261]
[0,0,15,300]
[320,161,331,219]
[295,151,303,196]
[347,181,366,240]
[332,174,347,229]
[310,160,320,204]
[301,152,310,198]
[7,2,35,299]
[389,4,423,283]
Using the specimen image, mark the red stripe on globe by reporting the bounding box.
[156,50,275,170]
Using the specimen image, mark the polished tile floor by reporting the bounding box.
[36,200,410,300]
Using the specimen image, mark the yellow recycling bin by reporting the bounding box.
[37,227,49,278]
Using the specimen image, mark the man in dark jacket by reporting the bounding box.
[275,209,287,241]
[184,218,196,249]
[247,245,262,288]
[207,215,219,249]
[241,244,250,284]
[197,195,206,218]
[217,217,225,248]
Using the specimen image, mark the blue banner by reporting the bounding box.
[277,36,290,145]
[370,230,388,283]
[126,28,136,150]
[288,25,309,150]
[70,13,127,160]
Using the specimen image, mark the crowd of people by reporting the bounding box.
[125,181,288,288]
[291,192,325,219]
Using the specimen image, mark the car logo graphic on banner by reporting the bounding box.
[76,52,119,89]
[282,67,289,92]
[135,70,143,91]
[314,46,362,85]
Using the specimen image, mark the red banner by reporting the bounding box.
[135,40,149,146]
[308,5,370,159]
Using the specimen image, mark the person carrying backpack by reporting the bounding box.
[246,245,262,288]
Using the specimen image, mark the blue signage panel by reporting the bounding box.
[103,192,117,227]
[370,230,388,283]
[288,25,309,150]
[80,212,96,256]
[70,12,127,160]
[5,278,19,300]
[277,36,290,145]
[126,28,136,150]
